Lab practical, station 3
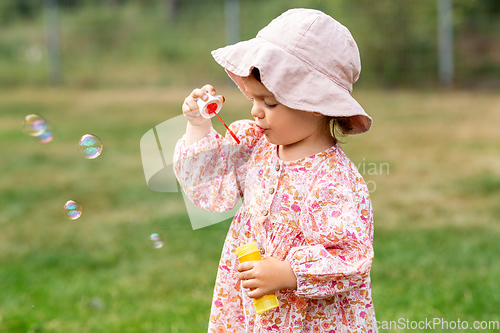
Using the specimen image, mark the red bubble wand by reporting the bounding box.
[197,95,241,145]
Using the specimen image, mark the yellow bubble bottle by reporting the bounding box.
[235,242,280,314]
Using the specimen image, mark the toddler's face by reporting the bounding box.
[242,74,329,149]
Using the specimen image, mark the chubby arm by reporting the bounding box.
[287,181,374,299]
[174,84,265,213]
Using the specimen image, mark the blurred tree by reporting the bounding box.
[454,0,500,86]
[347,0,437,86]
[455,0,500,17]
[0,0,41,23]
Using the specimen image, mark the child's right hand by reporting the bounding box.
[182,84,225,126]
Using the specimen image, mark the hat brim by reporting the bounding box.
[212,36,372,134]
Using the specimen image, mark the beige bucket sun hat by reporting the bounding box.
[211,8,372,134]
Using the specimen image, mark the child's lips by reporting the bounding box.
[256,125,268,132]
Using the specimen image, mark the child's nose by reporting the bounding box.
[250,104,265,119]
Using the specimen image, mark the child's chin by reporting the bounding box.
[263,133,275,143]
[262,131,285,146]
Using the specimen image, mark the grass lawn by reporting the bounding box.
[0,86,499,332]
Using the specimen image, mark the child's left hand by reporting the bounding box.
[237,256,297,299]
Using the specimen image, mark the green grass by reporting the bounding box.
[1,87,500,332]
[373,227,500,324]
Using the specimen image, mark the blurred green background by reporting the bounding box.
[1,0,499,332]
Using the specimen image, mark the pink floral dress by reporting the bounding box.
[174,120,377,333]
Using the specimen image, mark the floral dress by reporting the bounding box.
[173,120,377,333]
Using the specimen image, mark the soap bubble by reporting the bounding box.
[22,114,47,136]
[37,130,54,143]
[64,200,82,220]
[78,134,102,159]
[150,233,163,249]
[22,114,53,143]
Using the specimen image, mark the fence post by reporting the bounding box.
[165,0,178,21]
[437,0,454,87]
[225,0,240,45]
[43,0,62,85]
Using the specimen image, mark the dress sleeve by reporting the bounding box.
[286,177,374,299]
[173,119,263,213]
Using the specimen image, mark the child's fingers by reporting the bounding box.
[182,96,199,114]
[189,86,215,103]
[247,288,265,299]
[200,84,217,97]
[190,88,209,103]
[181,85,222,125]
[237,270,254,281]
[181,89,202,116]
[241,278,258,290]
[183,86,223,113]
[236,262,254,272]
[185,87,211,105]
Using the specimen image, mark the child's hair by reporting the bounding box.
[250,67,352,145]
[323,116,352,145]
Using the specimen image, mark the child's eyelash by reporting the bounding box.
[250,98,277,108]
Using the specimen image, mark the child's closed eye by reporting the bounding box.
[264,102,278,108]
[250,97,278,108]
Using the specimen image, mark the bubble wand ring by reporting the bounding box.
[196,93,241,145]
